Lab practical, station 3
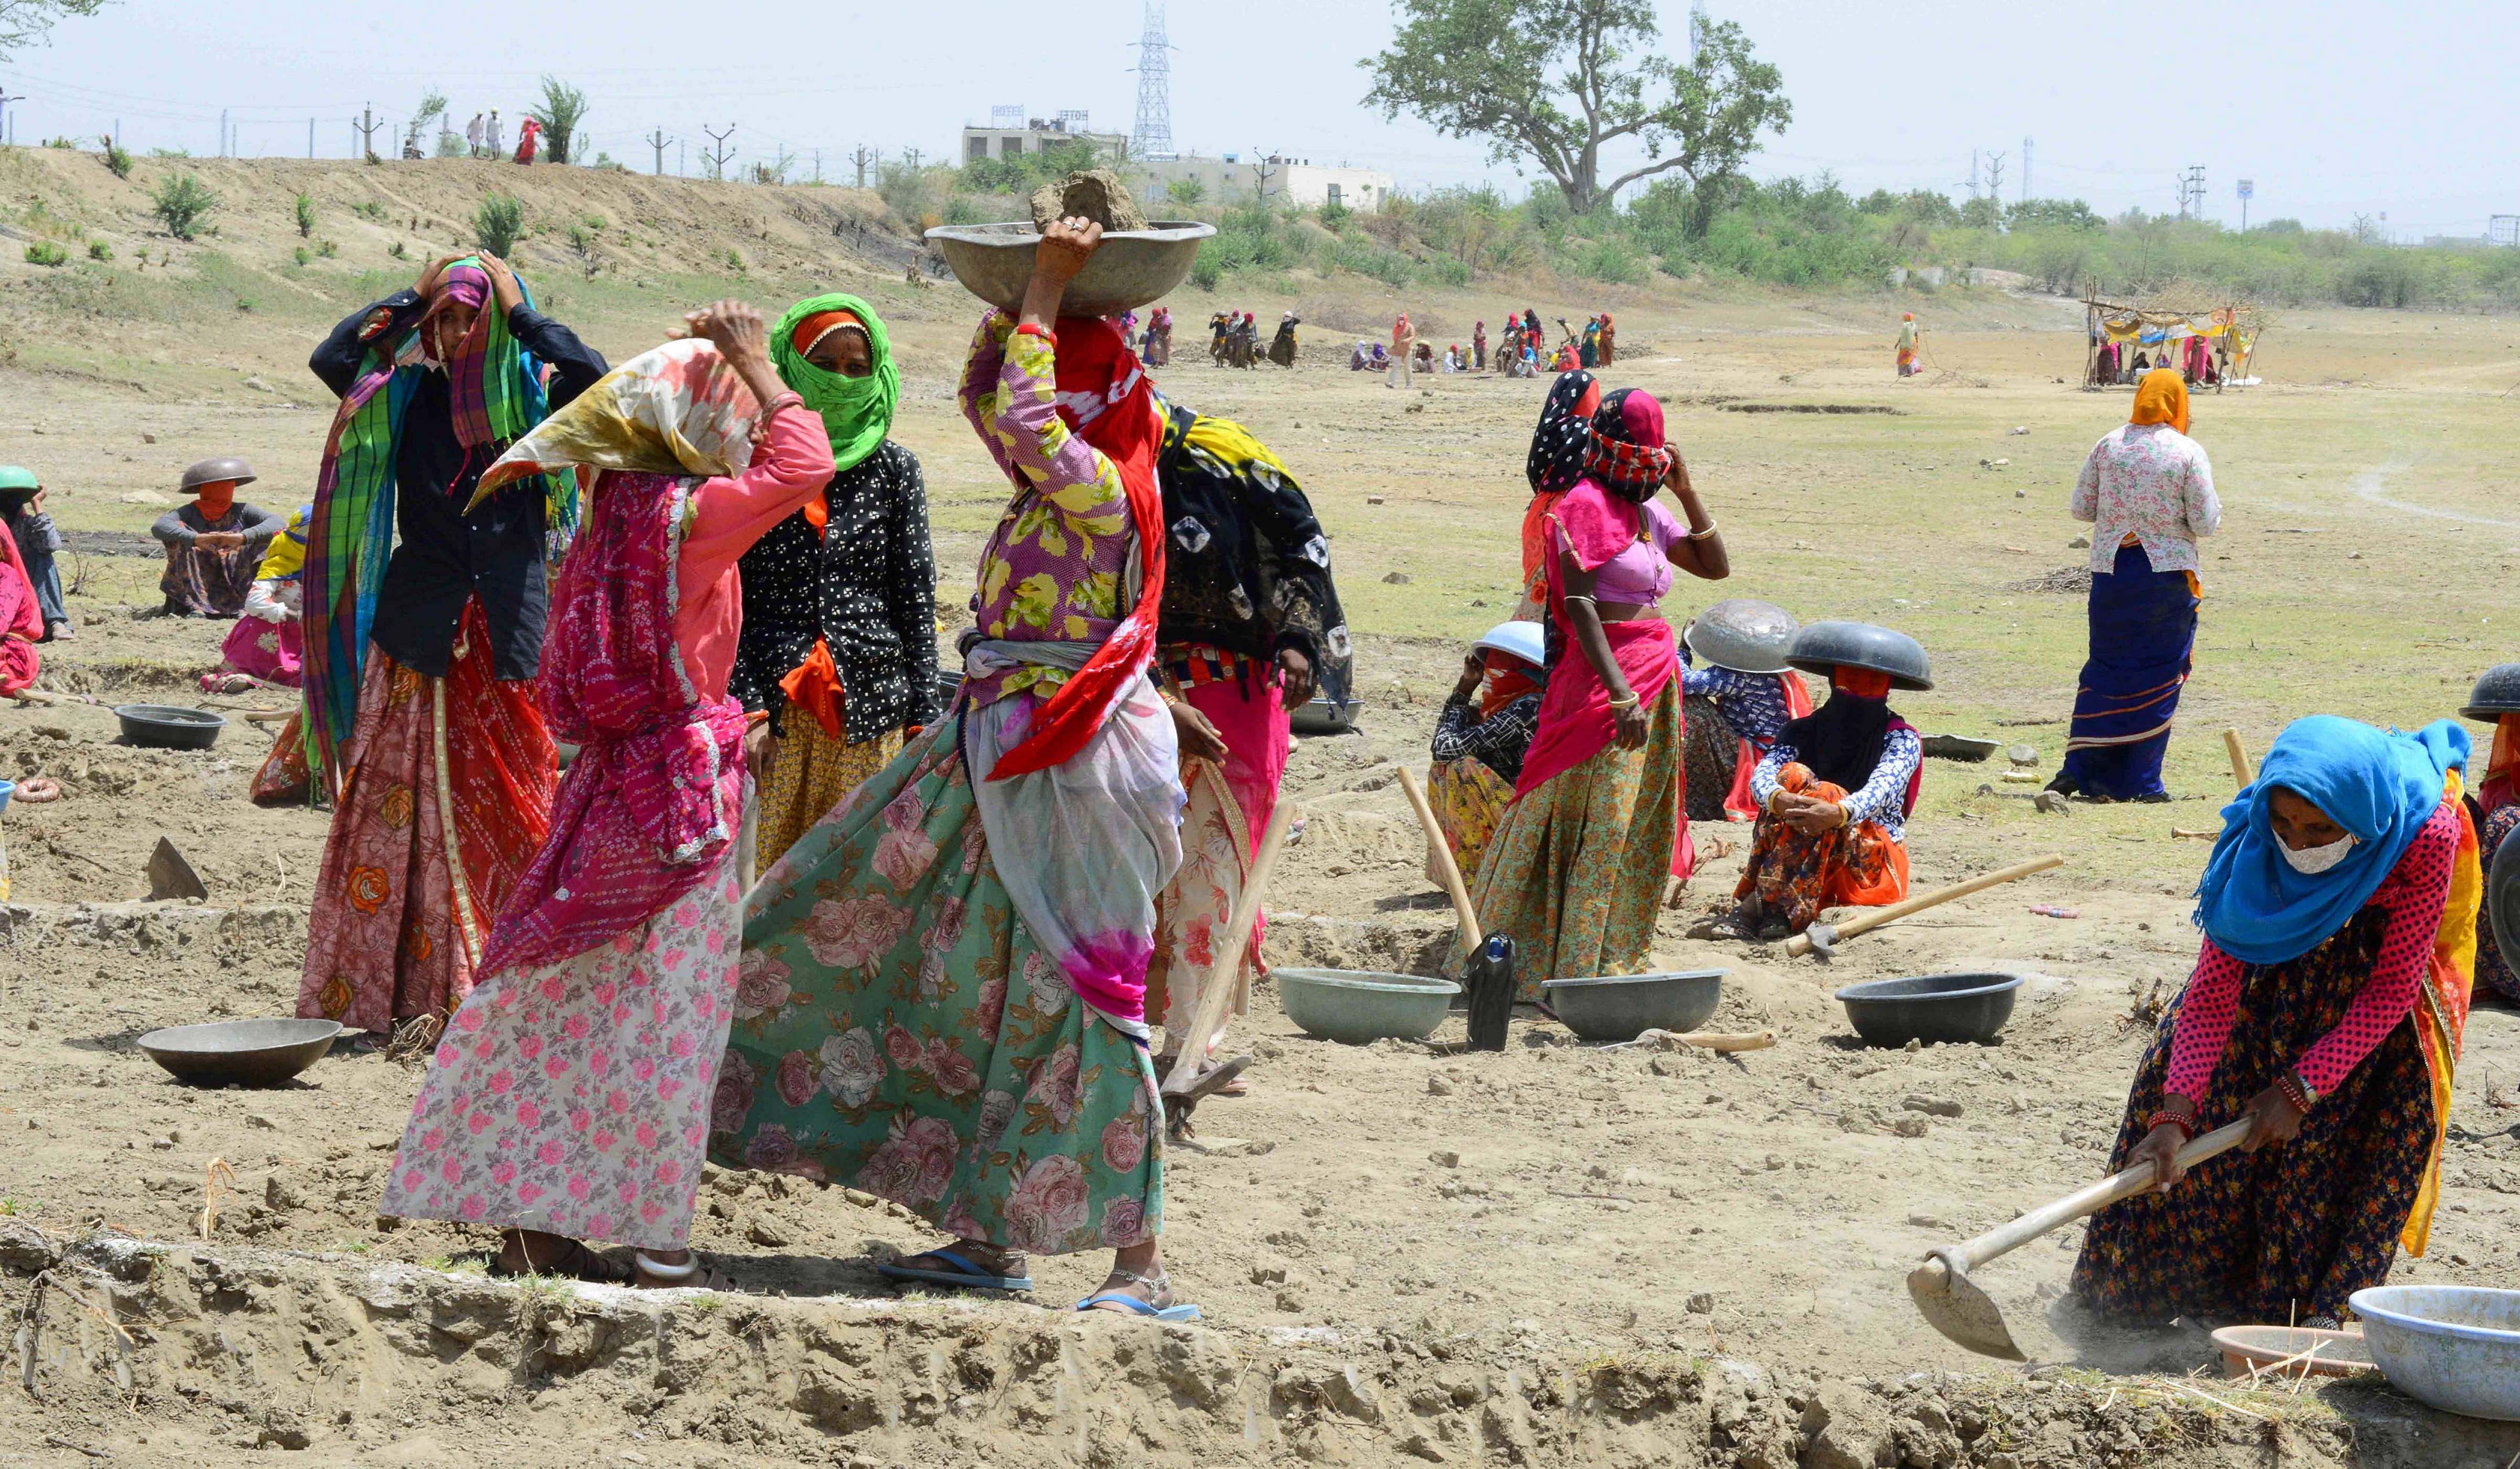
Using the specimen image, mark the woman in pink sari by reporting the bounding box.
[380,301,833,1287]
[1468,389,1726,993]
[0,520,43,696]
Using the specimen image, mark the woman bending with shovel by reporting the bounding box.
[2073,716,2481,1329]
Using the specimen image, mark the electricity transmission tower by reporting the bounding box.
[701,124,737,181]
[1130,3,1177,161]
[645,129,673,176]
[2177,165,2207,218]
[1982,151,2007,203]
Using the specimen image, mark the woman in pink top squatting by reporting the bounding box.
[2073,716,2482,1329]
[380,301,833,1287]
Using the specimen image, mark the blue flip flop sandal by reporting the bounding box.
[1075,1269,1201,1321]
[876,1248,1032,1293]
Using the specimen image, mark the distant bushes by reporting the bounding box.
[1163,166,2520,311]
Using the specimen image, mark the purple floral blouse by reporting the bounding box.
[956,313,1134,707]
[2071,422,2220,575]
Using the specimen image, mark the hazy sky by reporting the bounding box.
[2,2,2512,236]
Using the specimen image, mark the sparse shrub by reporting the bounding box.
[941,194,986,226]
[350,200,387,221]
[723,247,746,274]
[293,192,316,238]
[22,241,67,267]
[472,193,524,256]
[292,245,312,267]
[148,147,190,159]
[101,138,131,178]
[388,240,408,259]
[87,240,111,261]
[150,173,219,240]
[317,238,338,258]
[1167,177,1208,208]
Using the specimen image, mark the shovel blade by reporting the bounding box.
[1907,1257,2026,1361]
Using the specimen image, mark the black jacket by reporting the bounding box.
[729,441,939,741]
[308,290,608,680]
[1153,404,1347,673]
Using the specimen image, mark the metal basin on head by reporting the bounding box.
[925,222,1216,318]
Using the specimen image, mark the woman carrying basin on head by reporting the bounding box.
[2072,716,2480,1329]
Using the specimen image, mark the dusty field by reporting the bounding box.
[5,153,2520,1466]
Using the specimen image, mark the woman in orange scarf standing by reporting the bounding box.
[2051,369,2220,804]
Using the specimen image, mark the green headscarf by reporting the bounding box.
[770,293,900,474]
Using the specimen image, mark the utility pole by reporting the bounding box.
[220,107,228,157]
[701,123,737,181]
[2176,165,2207,219]
[0,89,14,145]
[644,128,671,176]
[679,139,686,177]
[1967,149,1979,200]
[2237,178,2254,233]
[1983,150,2007,204]
[812,147,822,185]
[2021,136,2032,203]
[355,104,384,163]
[308,117,315,158]
[1251,150,1279,204]
[902,146,923,172]
[850,145,876,188]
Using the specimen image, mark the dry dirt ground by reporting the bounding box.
[4,153,2520,1466]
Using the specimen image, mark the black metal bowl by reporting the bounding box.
[2465,663,2520,722]
[1834,971,2022,1047]
[137,1018,343,1086]
[114,704,226,751]
[1786,621,1934,692]
[2492,821,2520,976]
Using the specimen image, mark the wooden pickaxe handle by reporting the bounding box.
[1784,854,2063,957]
[1931,1119,2250,1276]
[1158,797,1296,1098]
[1397,766,1483,951]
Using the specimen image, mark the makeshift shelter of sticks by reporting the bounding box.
[2080,298,2263,392]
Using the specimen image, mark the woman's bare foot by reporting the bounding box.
[492,1229,629,1284]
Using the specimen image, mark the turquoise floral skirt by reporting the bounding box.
[709,721,1163,1255]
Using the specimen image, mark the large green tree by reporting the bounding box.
[1362,1,1789,218]
[1,0,109,60]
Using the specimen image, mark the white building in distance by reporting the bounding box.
[1137,153,1394,212]
[961,110,1128,165]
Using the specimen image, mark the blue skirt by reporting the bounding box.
[2061,542,2197,800]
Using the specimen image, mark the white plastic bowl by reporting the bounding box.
[2351,1284,2520,1420]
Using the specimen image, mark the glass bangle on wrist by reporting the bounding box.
[1687,520,1720,541]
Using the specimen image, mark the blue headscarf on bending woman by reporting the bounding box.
[2192,715,2468,966]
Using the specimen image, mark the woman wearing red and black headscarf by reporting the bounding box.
[1469,388,1728,992]
[722,219,1201,1321]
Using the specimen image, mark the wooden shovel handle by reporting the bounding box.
[1784,854,2062,956]
[1158,797,1295,1097]
[1398,766,1483,951]
[2223,729,2254,788]
[1947,1119,2251,1274]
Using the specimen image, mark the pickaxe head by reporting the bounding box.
[1906,1249,2026,1361]
[1803,921,1840,960]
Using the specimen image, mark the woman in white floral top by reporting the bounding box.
[2052,369,2221,802]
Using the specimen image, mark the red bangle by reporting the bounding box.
[1013,323,1057,346]
[2144,1110,2193,1138]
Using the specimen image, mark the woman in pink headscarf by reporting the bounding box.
[379,300,834,1288]
[0,520,43,696]
[1468,388,1728,992]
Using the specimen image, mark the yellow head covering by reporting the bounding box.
[2130,368,2190,436]
[256,505,312,582]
